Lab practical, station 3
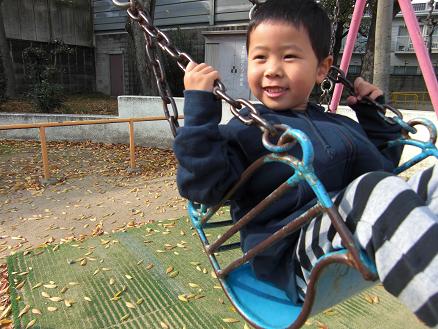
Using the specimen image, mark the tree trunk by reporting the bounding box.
[360,0,377,82]
[373,0,394,96]
[332,20,345,66]
[126,0,158,95]
[425,0,436,55]
[361,0,401,83]
[0,0,16,97]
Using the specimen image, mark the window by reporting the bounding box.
[406,66,418,74]
[348,65,361,74]
[413,3,426,11]
[393,66,419,75]
[398,26,408,36]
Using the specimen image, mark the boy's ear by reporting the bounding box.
[316,55,333,84]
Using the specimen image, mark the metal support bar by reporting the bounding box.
[329,0,366,112]
[129,120,136,170]
[0,115,179,182]
[39,127,50,181]
[398,0,438,118]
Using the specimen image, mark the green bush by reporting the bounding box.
[30,81,64,113]
[22,40,72,112]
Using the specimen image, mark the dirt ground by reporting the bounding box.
[0,140,186,262]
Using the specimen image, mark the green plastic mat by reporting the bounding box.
[7,216,425,329]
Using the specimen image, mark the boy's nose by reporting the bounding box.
[264,61,283,78]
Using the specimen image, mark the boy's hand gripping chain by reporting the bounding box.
[327,66,438,173]
[327,66,415,131]
[112,0,277,137]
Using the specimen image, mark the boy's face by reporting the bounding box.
[247,22,332,111]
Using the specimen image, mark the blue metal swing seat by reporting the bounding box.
[188,119,438,329]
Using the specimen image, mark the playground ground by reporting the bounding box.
[0,139,431,328]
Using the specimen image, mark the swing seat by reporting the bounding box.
[189,202,378,329]
[221,252,376,329]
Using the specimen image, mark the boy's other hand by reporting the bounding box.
[346,77,383,106]
[184,62,220,92]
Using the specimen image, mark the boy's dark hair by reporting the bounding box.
[246,0,331,62]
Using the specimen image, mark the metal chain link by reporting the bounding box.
[248,0,266,20]
[126,5,184,137]
[329,0,341,55]
[319,0,340,107]
[319,78,334,106]
[114,0,278,137]
[326,66,418,134]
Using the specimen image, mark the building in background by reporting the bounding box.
[1,0,436,102]
[1,0,95,94]
[94,0,438,107]
[93,0,252,97]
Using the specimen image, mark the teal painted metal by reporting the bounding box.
[308,250,377,317]
[262,126,333,208]
[387,117,438,174]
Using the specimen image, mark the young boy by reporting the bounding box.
[173,0,438,326]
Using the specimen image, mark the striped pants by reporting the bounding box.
[295,165,438,327]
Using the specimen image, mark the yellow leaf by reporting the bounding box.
[25,319,36,329]
[222,318,239,323]
[18,305,30,318]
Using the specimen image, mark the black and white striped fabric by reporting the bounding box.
[294,165,438,328]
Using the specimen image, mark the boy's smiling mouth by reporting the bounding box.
[263,86,288,98]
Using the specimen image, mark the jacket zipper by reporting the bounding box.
[299,111,335,160]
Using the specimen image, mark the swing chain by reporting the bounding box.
[248,0,267,20]
[127,4,193,136]
[118,0,278,137]
[326,66,418,134]
[319,78,334,107]
[112,0,133,9]
[329,0,341,55]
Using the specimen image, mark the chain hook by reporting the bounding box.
[112,0,134,9]
[248,0,266,20]
[319,78,334,106]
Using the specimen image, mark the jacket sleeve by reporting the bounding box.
[173,90,247,206]
[350,96,403,167]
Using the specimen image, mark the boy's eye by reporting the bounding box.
[284,54,297,59]
[253,55,266,60]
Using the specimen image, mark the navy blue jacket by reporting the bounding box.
[174,90,402,302]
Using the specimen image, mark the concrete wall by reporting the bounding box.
[1,97,436,163]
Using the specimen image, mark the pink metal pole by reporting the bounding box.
[398,0,438,118]
[329,0,367,112]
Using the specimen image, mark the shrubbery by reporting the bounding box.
[30,81,64,113]
[22,40,72,113]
